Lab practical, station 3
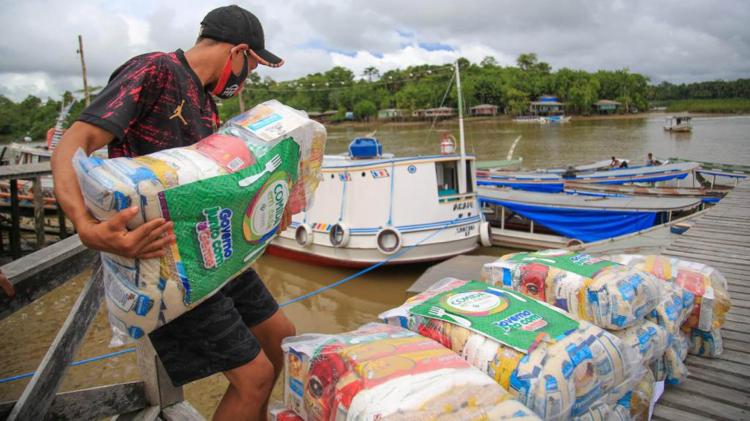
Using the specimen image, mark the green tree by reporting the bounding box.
[353,99,377,121]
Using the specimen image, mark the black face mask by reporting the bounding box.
[212,51,249,99]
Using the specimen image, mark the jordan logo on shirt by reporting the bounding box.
[170,99,188,125]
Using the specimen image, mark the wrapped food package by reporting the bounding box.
[606,254,730,357]
[481,250,661,330]
[613,320,669,367]
[281,323,540,421]
[73,100,326,343]
[379,278,641,421]
[629,368,655,421]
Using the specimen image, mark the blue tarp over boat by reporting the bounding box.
[479,188,702,242]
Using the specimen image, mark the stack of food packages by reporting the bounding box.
[73,100,326,344]
[479,250,697,420]
[379,278,642,421]
[280,323,541,420]
[604,254,730,358]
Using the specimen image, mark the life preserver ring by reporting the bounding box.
[329,223,350,247]
[479,221,492,247]
[376,227,402,255]
[295,224,314,247]
[566,238,584,250]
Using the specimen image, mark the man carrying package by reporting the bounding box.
[51,6,294,420]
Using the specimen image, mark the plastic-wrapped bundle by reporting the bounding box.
[646,282,694,337]
[613,320,669,367]
[629,368,655,421]
[606,254,730,357]
[664,331,690,385]
[281,323,540,421]
[379,279,641,421]
[482,250,662,330]
[219,100,326,214]
[74,100,326,343]
[689,327,723,357]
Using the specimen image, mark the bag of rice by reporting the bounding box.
[379,278,641,421]
[481,250,662,330]
[74,100,326,344]
[281,323,540,421]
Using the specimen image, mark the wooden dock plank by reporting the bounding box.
[656,180,750,420]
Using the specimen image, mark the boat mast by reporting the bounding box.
[455,60,467,194]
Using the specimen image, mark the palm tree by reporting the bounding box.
[362,66,380,82]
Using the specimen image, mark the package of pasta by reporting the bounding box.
[646,282,694,337]
[379,278,641,421]
[482,250,662,330]
[613,320,669,367]
[606,254,730,357]
[281,323,540,421]
[689,327,723,357]
[73,100,326,344]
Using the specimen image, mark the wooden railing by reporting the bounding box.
[0,162,69,259]
[0,235,204,420]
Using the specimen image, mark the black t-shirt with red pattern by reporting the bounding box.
[78,49,220,158]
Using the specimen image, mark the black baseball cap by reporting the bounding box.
[200,5,284,68]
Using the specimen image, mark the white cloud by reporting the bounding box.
[0,0,748,101]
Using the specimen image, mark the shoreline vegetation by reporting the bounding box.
[0,52,748,141]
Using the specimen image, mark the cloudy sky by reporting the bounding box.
[1,0,748,101]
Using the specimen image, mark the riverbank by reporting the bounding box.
[323,110,747,130]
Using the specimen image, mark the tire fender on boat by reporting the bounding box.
[295,223,314,247]
[329,223,350,247]
[479,221,492,247]
[376,227,403,255]
[566,238,584,251]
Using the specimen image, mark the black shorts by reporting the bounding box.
[148,268,279,387]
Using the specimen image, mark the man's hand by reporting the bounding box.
[78,207,175,259]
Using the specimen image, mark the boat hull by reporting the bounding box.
[270,234,479,268]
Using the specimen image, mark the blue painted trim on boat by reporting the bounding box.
[323,154,476,170]
[290,216,481,235]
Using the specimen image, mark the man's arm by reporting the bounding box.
[51,121,174,258]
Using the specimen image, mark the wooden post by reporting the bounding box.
[136,339,183,409]
[77,35,90,107]
[33,176,45,249]
[58,208,68,239]
[10,179,20,259]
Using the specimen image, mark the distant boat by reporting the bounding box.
[479,187,703,249]
[512,115,546,123]
[664,116,692,132]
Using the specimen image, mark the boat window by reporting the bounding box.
[435,161,458,196]
[466,160,475,193]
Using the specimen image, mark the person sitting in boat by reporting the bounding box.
[646,153,662,166]
[609,157,628,169]
[562,166,577,179]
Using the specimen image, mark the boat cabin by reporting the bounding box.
[664,116,692,132]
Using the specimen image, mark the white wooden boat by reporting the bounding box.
[270,62,492,267]
[663,116,692,132]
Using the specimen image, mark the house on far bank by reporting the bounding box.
[413,107,456,120]
[529,95,564,116]
[470,104,498,117]
[378,108,406,120]
[593,99,622,114]
[308,110,338,123]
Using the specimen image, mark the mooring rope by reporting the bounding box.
[0,222,454,384]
